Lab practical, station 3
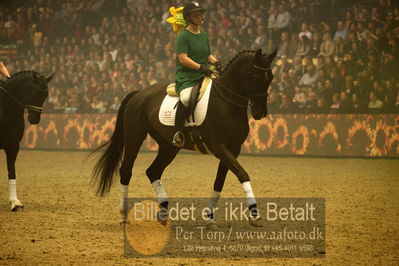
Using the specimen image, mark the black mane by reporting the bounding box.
[220,50,255,74]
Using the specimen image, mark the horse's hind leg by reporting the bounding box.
[145,141,180,224]
[118,126,147,223]
[5,145,23,211]
[204,161,228,229]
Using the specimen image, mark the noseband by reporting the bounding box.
[0,84,44,113]
[249,64,272,100]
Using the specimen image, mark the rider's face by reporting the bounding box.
[189,11,203,25]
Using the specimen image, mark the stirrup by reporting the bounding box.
[172,131,185,147]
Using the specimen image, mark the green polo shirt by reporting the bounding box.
[175,29,210,94]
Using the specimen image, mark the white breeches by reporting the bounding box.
[179,87,193,107]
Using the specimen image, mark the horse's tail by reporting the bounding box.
[90,91,138,196]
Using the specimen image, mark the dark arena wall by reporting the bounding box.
[21,114,399,157]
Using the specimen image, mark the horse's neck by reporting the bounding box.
[218,55,252,98]
[1,82,25,113]
[218,68,246,98]
[0,91,24,118]
[213,69,249,118]
[5,78,27,99]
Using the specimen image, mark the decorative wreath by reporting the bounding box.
[273,117,289,149]
[319,121,341,152]
[347,120,372,153]
[63,119,82,147]
[98,117,117,146]
[25,125,40,149]
[370,120,391,156]
[44,120,60,145]
[388,133,399,155]
[80,119,96,149]
[243,118,257,152]
[291,126,309,155]
[253,119,273,151]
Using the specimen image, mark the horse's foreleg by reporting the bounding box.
[215,145,261,226]
[6,146,23,211]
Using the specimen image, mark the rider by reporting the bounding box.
[172,1,220,147]
[0,61,11,79]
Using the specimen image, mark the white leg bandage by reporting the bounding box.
[120,184,129,211]
[206,190,221,220]
[242,181,256,207]
[152,180,168,204]
[8,179,18,202]
[179,87,193,107]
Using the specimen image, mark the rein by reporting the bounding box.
[212,79,248,109]
[0,84,44,113]
[211,64,272,109]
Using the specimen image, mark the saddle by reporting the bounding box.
[159,77,213,154]
[166,76,212,121]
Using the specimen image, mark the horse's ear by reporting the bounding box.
[46,73,55,83]
[268,48,278,62]
[255,48,263,63]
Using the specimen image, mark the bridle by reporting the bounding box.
[212,64,272,109]
[0,83,45,113]
[249,64,272,101]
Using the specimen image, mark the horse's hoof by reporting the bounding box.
[11,206,23,212]
[10,199,23,212]
[206,220,219,230]
[249,216,263,227]
[157,210,168,226]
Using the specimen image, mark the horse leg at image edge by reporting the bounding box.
[215,145,262,227]
[146,143,180,225]
[6,146,23,211]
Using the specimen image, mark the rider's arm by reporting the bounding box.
[178,54,202,70]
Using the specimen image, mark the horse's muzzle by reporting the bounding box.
[251,105,267,120]
[253,113,267,120]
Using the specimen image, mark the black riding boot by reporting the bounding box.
[172,101,188,147]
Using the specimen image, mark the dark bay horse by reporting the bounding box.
[92,48,276,226]
[0,71,53,211]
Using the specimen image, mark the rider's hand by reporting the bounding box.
[214,61,224,72]
[198,64,214,77]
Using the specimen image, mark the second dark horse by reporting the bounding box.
[0,71,53,211]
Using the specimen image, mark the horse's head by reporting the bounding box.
[25,72,54,124]
[6,71,54,124]
[247,48,276,120]
[219,48,276,120]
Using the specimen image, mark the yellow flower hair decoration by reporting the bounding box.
[166,6,187,34]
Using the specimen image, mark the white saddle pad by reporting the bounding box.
[159,80,212,126]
